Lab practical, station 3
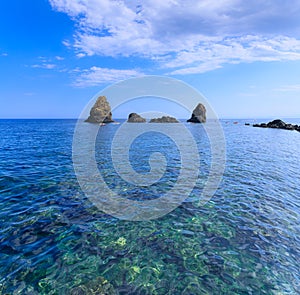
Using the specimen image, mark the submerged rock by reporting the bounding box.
[69,276,116,295]
[85,96,114,123]
[187,103,206,123]
[127,113,146,123]
[253,119,300,132]
[149,116,179,123]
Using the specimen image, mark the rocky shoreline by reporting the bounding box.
[252,119,300,132]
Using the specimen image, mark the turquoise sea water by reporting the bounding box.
[0,119,299,294]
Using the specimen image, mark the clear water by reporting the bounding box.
[0,119,299,294]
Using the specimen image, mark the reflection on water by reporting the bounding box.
[0,119,299,294]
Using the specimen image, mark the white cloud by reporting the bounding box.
[55,56,64,60]
[165,35,300,74]
[74,66,143,87]
[1,53,8,57]
[62,40,71,47]
[169,61,223,75]
[49,0,300,75]
[274,84,300,92]
[76,53,86,58]
[32,63,57,69]
[31,56,66,70]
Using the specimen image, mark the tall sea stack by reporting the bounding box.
[187,103,206,123]
[85,96,114,123]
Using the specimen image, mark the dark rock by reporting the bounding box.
[127,113,146,123]
[253,123,265,128]
[245,123,250,126]
[286,124,295,130]
[253,123,267,128]
[266,119,286,128]
[85,96,114,123]
[253,119,299,132]
[149,116,179,123]
[187,103,206,123]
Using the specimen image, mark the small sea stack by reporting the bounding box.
[85,96,114,123]
[149,116,179,123]
[187,103,206,123]
[127,113,146,123]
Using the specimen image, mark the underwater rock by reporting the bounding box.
[253,119,300,132]
[69,276,117,295]
[127,113,146,123]
[85,96,114,123]
[149,116,179,123]
[187,103,206,123]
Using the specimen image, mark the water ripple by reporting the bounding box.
[0,119,299,294]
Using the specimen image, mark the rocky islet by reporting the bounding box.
[253,119,300,132]
[149,116,179,123]
[127,113,146,123]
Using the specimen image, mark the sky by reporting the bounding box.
[1,0,300,119]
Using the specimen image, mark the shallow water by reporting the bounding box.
[0,119,299,294]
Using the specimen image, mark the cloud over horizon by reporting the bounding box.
[74,66,143,87]
[49,0,300,79]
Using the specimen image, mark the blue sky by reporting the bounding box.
[1,0,300,119]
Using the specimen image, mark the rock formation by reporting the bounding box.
[127,113,146,123]
[187,103,206,123]
[85,96,114,123]
[253,119,300,132]
[149,116,179,123]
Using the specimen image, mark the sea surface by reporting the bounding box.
[0,119,299,294]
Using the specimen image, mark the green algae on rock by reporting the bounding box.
[69,276,117,295]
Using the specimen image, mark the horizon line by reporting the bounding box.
[1,117,300,120]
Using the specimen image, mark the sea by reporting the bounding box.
[0,119,299,294]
